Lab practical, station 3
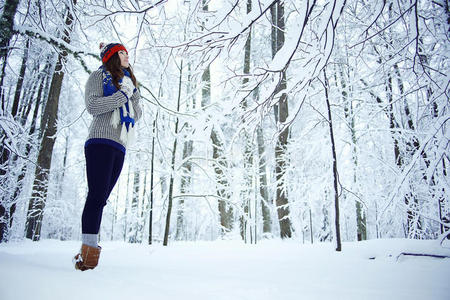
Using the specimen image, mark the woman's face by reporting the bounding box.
[118,50,129,68]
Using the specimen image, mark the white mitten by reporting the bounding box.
[121,76,135,99]
[120,86,133,99]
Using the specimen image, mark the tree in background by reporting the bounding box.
[25,0,78,241]
[0,0,447,246]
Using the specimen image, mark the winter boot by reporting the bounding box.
[73,244,102,271]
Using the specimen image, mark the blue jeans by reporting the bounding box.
[82,143,124,234]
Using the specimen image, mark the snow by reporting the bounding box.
[1,239,449,300]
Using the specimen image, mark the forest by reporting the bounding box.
[0,0,448,251]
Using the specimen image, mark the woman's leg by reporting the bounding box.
[74,144,124,271]
[96,147,125,232]
[106,148,125,206]
[82,144,124,236]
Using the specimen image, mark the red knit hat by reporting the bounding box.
[100,42,127,63]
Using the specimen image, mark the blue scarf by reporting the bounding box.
[100,66,135,131]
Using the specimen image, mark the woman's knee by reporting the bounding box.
[85,193,108,209]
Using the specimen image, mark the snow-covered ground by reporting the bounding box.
[1,238,449,300]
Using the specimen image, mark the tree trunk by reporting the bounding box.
[440,159,449,235]
[256,126,271,234]
[393,63,422,238]
[0,0,19,62]
[206,74,232,233]
[24,63,63,240]
[337,63,366,241]
[163,147,176,246]
[0,0,21,243]
[323,68,342,252]
[139,171,147,243]
[275,87,292,238]
[11,39,30,120]
[199,0,233,237]
[18,64,38,124]
[129,169,140,243]
[123,168,132,241]
[56,133,69,201]
[0,0,20,111]
[148,117,156,245]
[210,129,233,235]
[176,63,194,241]
[270,4,278,123]
[239,0,255,243]
[309,208,314,243]
[24,1,77,241]
[20,64,43,126]
[163,60,183,246]
[175,139,192,241]
[111,182,119,240]
[271,1,292,239]
[0,61,7,113]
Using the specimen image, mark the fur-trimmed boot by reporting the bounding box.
[73,244,102,271]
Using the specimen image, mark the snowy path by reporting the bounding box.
[1,239,449,300]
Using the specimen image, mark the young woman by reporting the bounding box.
[73,43,142,271]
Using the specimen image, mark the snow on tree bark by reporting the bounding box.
[25,1,77,241]
[323,68,342,251]
[271,0,292,239]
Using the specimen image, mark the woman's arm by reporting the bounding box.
[85,70,128,116]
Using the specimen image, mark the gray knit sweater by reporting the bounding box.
[85,69,142,148]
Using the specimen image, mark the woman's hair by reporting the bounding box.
[103,52,137,90]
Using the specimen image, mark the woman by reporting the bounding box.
[73,43,142,271]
